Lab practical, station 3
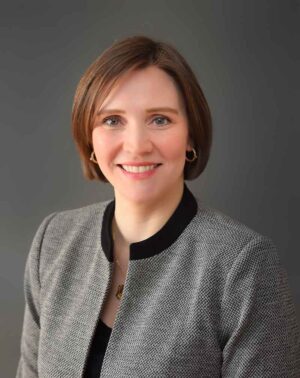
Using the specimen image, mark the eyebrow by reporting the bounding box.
[96,107,179,116]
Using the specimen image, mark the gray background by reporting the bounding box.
[1,1,299,376]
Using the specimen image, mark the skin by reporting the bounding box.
[92,65,193,263]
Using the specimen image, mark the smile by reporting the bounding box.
[120,164,160,173]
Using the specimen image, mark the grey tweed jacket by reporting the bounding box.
[16,183,300,377]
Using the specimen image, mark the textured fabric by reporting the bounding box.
[16,183,300,377]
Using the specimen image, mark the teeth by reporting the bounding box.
[122,165,157,173]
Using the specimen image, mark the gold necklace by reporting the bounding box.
[112,221,126,300]
[114,257,125,300]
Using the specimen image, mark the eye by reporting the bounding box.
[101,115,171,127]
[102,115,121,127]
[152,115,171,126]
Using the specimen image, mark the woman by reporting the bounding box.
[17,35,299,377]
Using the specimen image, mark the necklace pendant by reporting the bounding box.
[116,284,124,300]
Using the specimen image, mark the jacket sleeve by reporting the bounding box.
[16,212,57,378]
[221,236,300,377]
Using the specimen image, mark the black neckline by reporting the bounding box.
[101,182,198,261]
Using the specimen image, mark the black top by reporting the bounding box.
[83,318,112,377]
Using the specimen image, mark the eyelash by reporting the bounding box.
[101,115,171,127]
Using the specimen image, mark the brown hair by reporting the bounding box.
[72,35,212,182]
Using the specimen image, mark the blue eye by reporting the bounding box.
[101,115,171,127]
[102,116,120,126]
[153,116,170,126]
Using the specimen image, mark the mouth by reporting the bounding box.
[117,163,162,172]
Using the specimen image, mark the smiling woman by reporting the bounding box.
[72,36,212,185]
[16,35,300,378]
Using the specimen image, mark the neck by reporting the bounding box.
[112,181,185,251]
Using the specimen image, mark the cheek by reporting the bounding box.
[158,132,188,160]
[92,129,116,161]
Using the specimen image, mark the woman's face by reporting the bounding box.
[92,65,193,205]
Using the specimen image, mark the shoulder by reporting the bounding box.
[192,199,270,241]
[29,200,112,262]
[188,199,277,267]
[28,200,113,277]
[52,199,110,221]
[40,200,111,235]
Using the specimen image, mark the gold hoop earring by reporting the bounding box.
[90,151,98,164]
[185,148,198,162]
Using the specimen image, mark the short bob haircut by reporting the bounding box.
[72,35,212,182]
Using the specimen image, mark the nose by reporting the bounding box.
[123,126,153,155]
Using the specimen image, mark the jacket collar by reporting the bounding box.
[101,182,198,261]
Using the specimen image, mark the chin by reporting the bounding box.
[118,186,161,203]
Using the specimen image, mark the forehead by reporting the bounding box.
[99,66,185,112]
